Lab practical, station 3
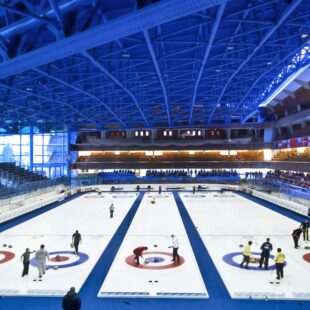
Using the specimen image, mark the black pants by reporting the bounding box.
[74,243,79,255]
[22,261,29,276]
[240,255,250,268]
[259,252,270,269]
[293,236,299,248]
[172,248,180,262]
[276,263,284,279]
[134,255,141,264]
[303,229,309,241]
[110,211,114,218]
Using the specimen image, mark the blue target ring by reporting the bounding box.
[146,256,165,263]
[223,252,287,271]
[30,251,89,269]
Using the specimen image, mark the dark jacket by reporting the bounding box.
[62,290,81,310]
[260,241,273,254]
[292,228,302,238]
[133,246,145,257]
[300,221,309,230]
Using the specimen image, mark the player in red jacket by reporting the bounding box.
[133,246,148,265]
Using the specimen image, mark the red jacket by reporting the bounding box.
[133,247,145,256]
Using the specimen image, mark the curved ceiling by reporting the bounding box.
[0,0,309,132]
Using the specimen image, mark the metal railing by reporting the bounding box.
[245,180,310,208]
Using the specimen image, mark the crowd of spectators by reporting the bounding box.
[145,169,189,178]
[97,169,242,183]
[195,169,240,182]
[196,169,238,178]
[245,171,263,179]
[98,170,137,183]
[264,170,310,189]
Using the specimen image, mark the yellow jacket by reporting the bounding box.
[243,244,251,256]
[274,252,285,263]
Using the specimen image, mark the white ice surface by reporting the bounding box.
[98,192,208,299]
[0,193,138,296]
[180,192,310,300]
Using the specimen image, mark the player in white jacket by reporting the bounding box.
[35,244,49,278]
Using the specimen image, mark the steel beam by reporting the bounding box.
[48,0,65,28]
[0,3,53,24]
[0,0,225,79]
[143,29,171,125]
[207,0,303,123]
[82,51,150,127]
[232,42,310,122]
[0,82,99,128]
[0,0,93,39]
[188,0,226,124]
[33,68,127,127]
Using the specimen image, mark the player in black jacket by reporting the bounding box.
[259,238,273,270]
[300,220,309,241]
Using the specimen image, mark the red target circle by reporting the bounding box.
[50,255,70,262]
[0,251,15,264]
[126,251,185,270]
[303,253,310,263]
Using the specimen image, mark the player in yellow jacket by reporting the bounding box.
[240,241,252,269]
[274,248,285,280]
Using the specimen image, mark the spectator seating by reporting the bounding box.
[0,163,47,184]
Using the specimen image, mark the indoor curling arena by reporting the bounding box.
[0,1,309,310]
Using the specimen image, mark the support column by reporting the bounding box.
[226,129,231,140]
[201,129,206,138]
[29,126,33,172]
[19,133,22,167]
[288,126,293,137]
[263,128,274,143]
[67,129,71,178]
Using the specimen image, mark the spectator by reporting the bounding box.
[62,287,81,310]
